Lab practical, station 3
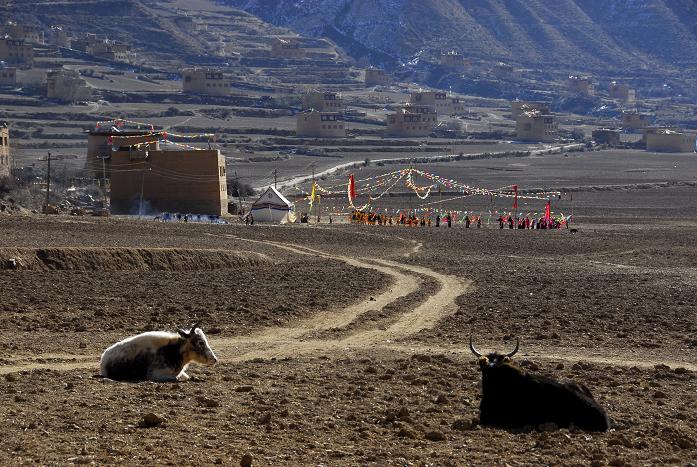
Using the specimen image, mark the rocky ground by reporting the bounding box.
[0,216,695,466]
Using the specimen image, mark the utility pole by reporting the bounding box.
[138,166,147,219]
[234,171,243,214]
[273,168,277,189]
[44,151,51,212]
[100,155,108,211]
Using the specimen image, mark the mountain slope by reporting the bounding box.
[224,0,697,74]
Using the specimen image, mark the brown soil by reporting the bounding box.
[0,216,696,466]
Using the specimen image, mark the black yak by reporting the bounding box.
[470,337,609,432]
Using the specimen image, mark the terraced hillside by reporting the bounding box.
[226,0,697,76]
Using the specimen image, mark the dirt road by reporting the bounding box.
[0,236,469,373]
[3,236,695,375]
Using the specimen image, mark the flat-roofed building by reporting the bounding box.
[70,33,99,53]
[0,22,44,44]
[46,69,92,102]
[0,122,10,178]
[409,91,464,116]
[609,81,636,103]
[567,75,595,96]
[48,26,71,48]
[516,111,557,142]
[0,37,33,65]
[493,62,522,79]
[302,91,343,112]
[70,34,132,62]
[86,128,157,178]
[110,143,228,216]
[0,65,16,86]
[644,128,695,153]
[592,128,621,146]
[364,67,390,87]
[271,38,305,59]
[511,100,551,120]
[182,68,231,96]
[439,50,469,72]
[385,104,437,138]
[296,110,345,138]
[88,40,131,62]
[622,111,651,130]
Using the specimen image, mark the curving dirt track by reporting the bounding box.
[1,234,694,372]
[0,236,469,371]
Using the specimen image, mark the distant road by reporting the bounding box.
[261,143,584,191]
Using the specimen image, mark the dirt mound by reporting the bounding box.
[0,247,269,271]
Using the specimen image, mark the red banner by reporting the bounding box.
[512,184,518,210]
[545,200,551,220]
[348,174,356,202]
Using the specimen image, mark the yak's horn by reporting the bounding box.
[506,338,520,358]
[469,336,482,357]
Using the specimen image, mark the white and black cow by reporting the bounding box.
[100,323,218,382]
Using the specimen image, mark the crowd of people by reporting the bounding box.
[154,212,227,224]
[497,215,568,230]
[351,210,459,227]
[349,210,569,229]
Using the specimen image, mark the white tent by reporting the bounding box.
[250,186,296,223]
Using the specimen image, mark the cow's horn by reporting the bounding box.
[191,322,200,332]
[469,336,482,357]
[506,338,520,358]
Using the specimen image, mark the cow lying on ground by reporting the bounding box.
[100,324,218,382]
[470,337,609,432]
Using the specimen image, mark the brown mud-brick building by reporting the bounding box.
[48,26,71,48]
[511,101,551,121]
[70,34,132,63]
[0,37,33,65]
[609,82,636,104]
[622,111,651,130]
[516,111,557,142]
[409,91,464,116]
[109,136,228,216]
[0,123,10,178]
[302,91,343,112]
[0,22,44,44]
[0,65,16,87]
[271,38,305,59]
[385,104,437,138]
[567,75,595,96]
[493,62,521,79]
[86,128,157,178]
[592,129,621,146]
[296,110,346,138]
[644,128,696,153]
[364,67,390,87]
[182,68,231,96]
[46,69,92,102]
[439,50,469,72]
